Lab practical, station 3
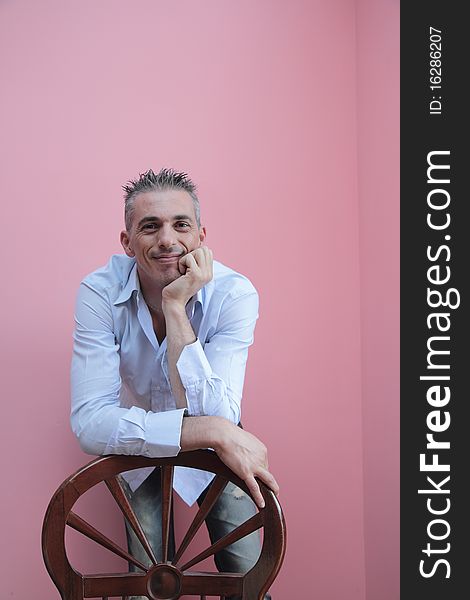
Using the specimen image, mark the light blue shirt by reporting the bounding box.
[71,255,258,505]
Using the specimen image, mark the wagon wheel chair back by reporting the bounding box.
[42,449,286,600]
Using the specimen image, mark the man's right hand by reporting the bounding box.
[180,416,279,509]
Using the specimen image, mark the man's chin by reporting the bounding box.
[159,269,182,287]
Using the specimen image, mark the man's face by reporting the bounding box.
[121,189,205,290]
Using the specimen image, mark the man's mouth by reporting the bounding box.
[152,254,182,263]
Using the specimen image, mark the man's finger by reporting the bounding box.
[202,246,213,261]
[256,468,280,496]
[191,247,207,268]
[194,246,212,262]
[178,254,189,274]
[189,248,213,282]
[245,476,265,509]
[180,252,199,272]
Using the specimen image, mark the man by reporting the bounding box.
[70,168,278,599]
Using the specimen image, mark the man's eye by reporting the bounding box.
[142,223,157,230]
[176,222,190,228]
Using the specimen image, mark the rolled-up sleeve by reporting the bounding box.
[176,291,259,423]
[71,282,185,457]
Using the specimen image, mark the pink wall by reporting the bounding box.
[0,1,398,599]
[356,1,400,598]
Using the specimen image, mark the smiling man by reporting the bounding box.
[70,168,276,600]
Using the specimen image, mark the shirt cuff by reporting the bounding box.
[123,406,186,457]
[176,340,212,416]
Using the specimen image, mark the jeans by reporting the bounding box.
[123,467,271,600]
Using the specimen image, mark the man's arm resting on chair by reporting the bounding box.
[181,415,279,509]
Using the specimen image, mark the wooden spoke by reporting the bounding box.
[180,511,264,571]
[173,475,228,565]
[180,572,243,597]
[67,511,148,572]
[83,572,146,598]
[105,475,158,566]
[161,465,174,562]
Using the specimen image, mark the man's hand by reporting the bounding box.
[162,247,213,309]
[181,416,279,509]
[216,421,279,509]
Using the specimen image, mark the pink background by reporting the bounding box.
[0,1,399,599]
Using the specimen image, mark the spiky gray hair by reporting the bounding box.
[122,168,201,230]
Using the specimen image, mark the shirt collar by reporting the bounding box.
[113,260,204,316]
[186,289,203,318]
[114,261,139,305]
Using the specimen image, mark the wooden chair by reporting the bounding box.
[42,450,286,600]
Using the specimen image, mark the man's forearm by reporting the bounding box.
[163,301,196,409]
[180,414,224,450]
[160,247,213,410]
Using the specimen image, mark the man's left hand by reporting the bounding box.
[161,247,213,309]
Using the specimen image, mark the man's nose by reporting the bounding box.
[157,223,177,248]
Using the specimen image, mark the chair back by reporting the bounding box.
[42,450,286,600]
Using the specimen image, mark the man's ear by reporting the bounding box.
[199,226,207,245]
[120,230,135,257]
